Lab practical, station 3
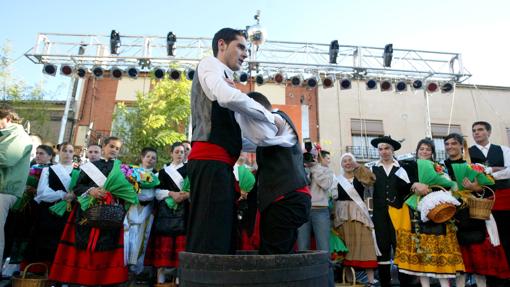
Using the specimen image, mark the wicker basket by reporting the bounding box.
[336,266,365,286]
[84,203,126,229]
[425,185,457,224]
[12,263,49,287]
[467,186,495,220]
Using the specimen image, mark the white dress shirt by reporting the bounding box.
[476,143,510,180]
[197,56,274,124]
[374,159,401,176]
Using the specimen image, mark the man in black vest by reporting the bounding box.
[370,136,423,287]
[235,92,311,255]
[469,121,510,274]
[186,28,275,254]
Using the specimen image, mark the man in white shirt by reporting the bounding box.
[469,121,510,273]
[186,28,275,254]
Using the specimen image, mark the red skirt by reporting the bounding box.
[460,233,510,278]
[239,212,261,251]
[49,207,128,286]
[144,234,186,268]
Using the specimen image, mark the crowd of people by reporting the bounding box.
[1,26,510,287]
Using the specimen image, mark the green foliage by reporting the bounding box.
[113,75,191,167]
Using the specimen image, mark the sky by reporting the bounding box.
[1,0,509,100]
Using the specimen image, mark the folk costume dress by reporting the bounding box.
[394,159,464,278]
[145,162,188,268]
[444,158,510,279]
[49,159,139,286]
[334,174,379,269]
[123,165,160,274]
[23,163,79,269]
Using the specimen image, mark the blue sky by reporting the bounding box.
[1,0,509,100]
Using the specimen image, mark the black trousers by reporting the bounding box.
[186,160,237,254]
[259,191,311,255]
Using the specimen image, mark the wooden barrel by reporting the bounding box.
[179,250,329,286]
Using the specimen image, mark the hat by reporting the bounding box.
[303,152,315,163]
[370,135,401,151]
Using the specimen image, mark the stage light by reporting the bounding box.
[380,80,392,91]
[396,81,407,92]
[412,79,423,89]
[126,66,139,79]
[340,78,351,90]
[152,67,166,80]
[306,76,318,88]
[76,66,88,78]
[92,66,104,78]
[167,32,177,56]
[322,75,335,89]
[169,68,181,80]
[239,72,249,83]
[111,67,123,80]
[255,73,268,85]
[60,64,74,76]
[426,82,439,93]
[290,75,303,87]
[272,72,286,84]
[42,64,57,76]
[441,82,454,93]
[329,40,339,64]
[185,69,195,80]
[366,79,377,90]
[110,30,121,55]
[383,44,393,68]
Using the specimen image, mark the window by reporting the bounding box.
[431,123,462,161]
[348,119,384,160]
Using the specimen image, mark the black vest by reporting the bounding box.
[256,111,308,211]
[371,162,413,209]
[469,144,510,189]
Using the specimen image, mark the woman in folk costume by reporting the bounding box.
[145,142,190,284]
[23,143,79,271]
[441,133,510,287]
[394,139,464,287]
[123,147,160,275]
[49,136,139,286]
[334,153,378,286]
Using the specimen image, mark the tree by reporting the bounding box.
[113,74,191,166]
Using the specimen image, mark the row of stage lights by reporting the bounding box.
[42,63,195,81]
[246,72,455,93]
[43,63,454,93]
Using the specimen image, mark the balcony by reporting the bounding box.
[345,146,379,161]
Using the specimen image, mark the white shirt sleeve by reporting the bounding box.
[155,189,169,201]
[235,113,297,147]
[34,167,66,203]
[492,145,510,180]
[197,57,275,123]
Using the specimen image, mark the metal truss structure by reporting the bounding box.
[25,32,471,83]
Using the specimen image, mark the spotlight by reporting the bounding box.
[169,68,181,80]
[127,66,139,79]
[412,79,423,89]
[306,76,318,88]
[380,80,392,91]
[395,81,407,92]
[76,66,88,78]
[110,30,121,55]
[152,67,166,80]
[167,32,177,56]
[383,44,393,68]
[290,75,303,86]
[329,40,339,64]
[92,66,104,78]
[426,82,439,93]
[42,63,57,76]
[256,73,268,85]
[340,78,351,90]
[185,68,195,80]
[441,82,454,93]
[111,67,123,80]
[272,72,286,84]
[60,64,74,76]
[366,79,377,90]
[322,75,335,89]
[239,72,249,83]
